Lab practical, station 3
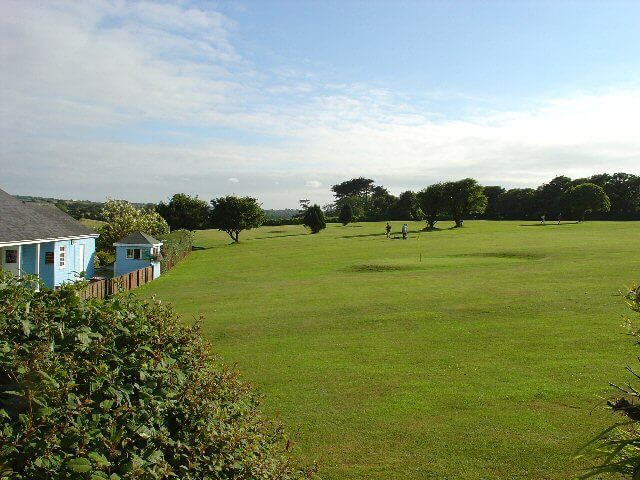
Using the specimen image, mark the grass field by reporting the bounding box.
[140,220,639,479]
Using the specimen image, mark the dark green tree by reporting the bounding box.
[417,183,445,229]
[562,183,611,221]
[442,178,488,227]
[339,202,354,225]
[210,196,265,242]
[535,175,572,217]
[303,204,326,233]
[157,193,210,231]
[482,186,506,219]
[496,188,537,220]
[390,191,423,220]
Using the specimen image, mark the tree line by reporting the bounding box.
[327,172,639,225]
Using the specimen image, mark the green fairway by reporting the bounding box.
[140,220,639,479]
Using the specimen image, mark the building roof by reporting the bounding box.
[114,231,162,246]
[0,188,97,245]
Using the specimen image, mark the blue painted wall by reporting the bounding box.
[53,238,96,286]
[114,246,153,277]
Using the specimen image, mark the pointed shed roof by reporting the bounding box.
[113,231,162,246]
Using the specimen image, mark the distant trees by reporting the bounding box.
[389,191,423,221]
[535,175,572,218]
[210,196,265,242]
[563,183,611,221]
[496,188,537,220]
[98,199,169,252]
[417,183,445,228]
[339,202,354,226]
[303,204,326,233]
[441,178,488,227]
[157,193,210,231]
[482,186,506,220]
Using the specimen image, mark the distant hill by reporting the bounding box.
[15,195,153,221]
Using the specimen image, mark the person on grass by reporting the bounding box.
[402,223,408,240]
[386,222,392,238]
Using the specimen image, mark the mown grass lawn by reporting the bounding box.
[140,220,639,479]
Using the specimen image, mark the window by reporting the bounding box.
[126,248,141,259]
[5,250,17,264]
[59,245,66,268]
[45,252,54,264]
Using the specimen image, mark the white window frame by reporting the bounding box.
[59,245,66,269]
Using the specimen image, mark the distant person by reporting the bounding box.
[558,212,562,224]
[541,215,546,225]
[402,223,408,240]
[385,222,392,238]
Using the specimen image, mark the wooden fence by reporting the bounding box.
[81,266,154,300]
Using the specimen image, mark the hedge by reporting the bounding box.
[159,229,193,272]
[0,273,315,479]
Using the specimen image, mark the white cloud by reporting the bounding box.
[1,1,640,208]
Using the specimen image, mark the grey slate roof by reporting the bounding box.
[114,231,161,245]
[0,188,97,245]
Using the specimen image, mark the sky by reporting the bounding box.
[2,0,640,208]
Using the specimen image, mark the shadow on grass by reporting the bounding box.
[252,232,310,240]
[449,251,546,260]
[519,222,580,227]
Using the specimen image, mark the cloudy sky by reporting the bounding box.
[2,1,640,208]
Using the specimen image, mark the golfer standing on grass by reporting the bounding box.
[386,222,392,238]
[402,223,408,240]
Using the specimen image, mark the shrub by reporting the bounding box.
[303,205,326,234]
[339,203,354,226]
[94,250,115,267]
[159,229,193,272]
[579,285,640,478]
[0,273,315,479]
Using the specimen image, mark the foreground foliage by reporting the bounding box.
[0,274,314,479]
[579,285,640,478]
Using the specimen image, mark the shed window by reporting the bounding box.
[59,246,66,268]
[5,250,17,264]
[126,248,141,259]
[45,252,54,264]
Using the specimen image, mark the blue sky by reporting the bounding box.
[2,0,640,207]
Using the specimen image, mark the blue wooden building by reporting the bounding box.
[113,232,163,279]
[0,188,98,288]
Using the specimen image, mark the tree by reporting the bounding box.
[0,273,314,480]
[210,196,264,242]
[339,202,354,225]
[390,191,423,220]
[563,183,611,221]
[589,173,640,219]
[441,179,488,227]
[157,193,210,231]
[330,177,375,200]
[368,185,397,220]
[535,175,572,218]
[98,199,169,252]
[496,188,537,220]
[303,204,326,233]
[482,186,506,219]
[417,183,445,229]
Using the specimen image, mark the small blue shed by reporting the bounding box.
[113,232,163,279]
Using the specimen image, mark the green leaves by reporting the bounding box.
[0,271,314,479]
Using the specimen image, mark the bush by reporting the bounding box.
[302,205,326,234]
[159,229,193,272]
[0,273,314,479]
[94,250,115,267]
[579,285,640,478]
